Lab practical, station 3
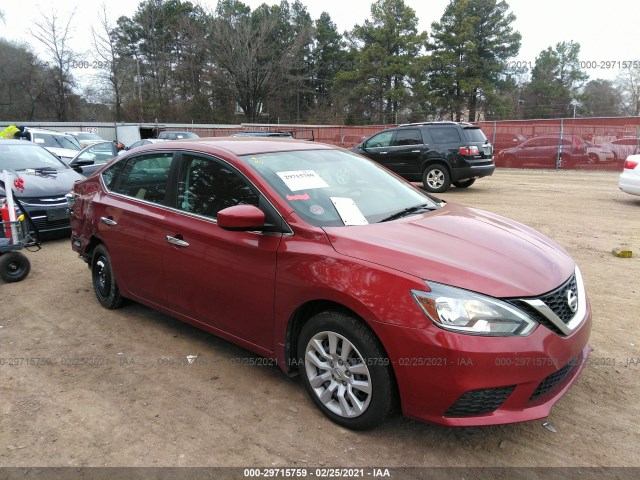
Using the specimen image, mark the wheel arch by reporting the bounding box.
[284,299,396,385]
[83,235,105,266]
[420,158,451,178]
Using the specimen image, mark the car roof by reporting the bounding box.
[398,121,475,128]
[25,127,73,135]
[0,139,40,145]
[124,137,331,156]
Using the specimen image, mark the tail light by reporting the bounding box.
[623,159,638,169]
[459,146,479,155]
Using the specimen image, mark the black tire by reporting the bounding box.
[503,156,515,168]
[298,311,395,430]
[587,152,599,164]
[0,252,31,283]
[421,164,451,193]
[452,178,476,188]
[91,244,123,309]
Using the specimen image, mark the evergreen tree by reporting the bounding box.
[336,0,427,124]
[522,41,588,119]
[428,0,521,121]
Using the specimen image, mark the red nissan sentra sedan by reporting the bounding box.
[67,138,591,430]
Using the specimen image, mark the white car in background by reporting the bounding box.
[585,141,615,163]
[602,137,639,161]
[22,127,82,163]
[67,131,106,148]
[619,155,640,196]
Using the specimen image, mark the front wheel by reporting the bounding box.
[452,178,476,188]
[91,245,124,309]
[298,312,395,430]
[422,164,451,193]
[0,252,31,282]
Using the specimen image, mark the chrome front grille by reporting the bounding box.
[19,197,68,207]
[507,268,586,336]
[537,274,579,325]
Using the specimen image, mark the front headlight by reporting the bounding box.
[411,283,537,336]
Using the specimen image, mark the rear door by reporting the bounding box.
[95,151,175,305]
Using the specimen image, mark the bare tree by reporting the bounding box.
[91,4,132,121]
[29,9,77,120]
[207,3,312,122]
[616,67,640,116]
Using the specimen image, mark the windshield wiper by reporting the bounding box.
[380,203,436,223]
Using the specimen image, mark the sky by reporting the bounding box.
[1,0,635,84]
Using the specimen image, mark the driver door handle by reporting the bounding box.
[100,217,117,226]
[166,236,190,247]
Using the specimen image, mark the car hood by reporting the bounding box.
[1,169,83,198]
[44,147,80,162]
[323,203,574,298]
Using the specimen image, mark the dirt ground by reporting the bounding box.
[1,169,639,470]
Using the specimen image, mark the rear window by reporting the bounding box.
[463,127,487,143]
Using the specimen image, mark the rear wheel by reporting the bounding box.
[422,164,451,193]
[91,245,123,309]
[298,311,395,430]
[0,252,31,283]
[452,178,476,188]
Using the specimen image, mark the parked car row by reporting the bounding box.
[5,123,638,432]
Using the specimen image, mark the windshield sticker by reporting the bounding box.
[277,170,329,192]
[34,138,45,143]
[286,193,310,201]
[330,197,369,226]
[310,205,324,215]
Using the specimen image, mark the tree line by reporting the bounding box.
[1,0,639,124]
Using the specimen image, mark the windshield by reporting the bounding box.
[0,143,67,170]
[32,133,82,150]
[240,149,439,227]
[73,133,102,141]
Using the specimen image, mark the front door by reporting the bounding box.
[162,153,281,349]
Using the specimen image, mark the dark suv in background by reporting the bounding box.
[351,122,494,192]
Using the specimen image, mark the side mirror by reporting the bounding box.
[71,159,95,167]
[217,205,265,231]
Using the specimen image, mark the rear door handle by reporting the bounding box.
[100,217,117,226]
[411,150,421,153]
[379,151,388,155]
[166,236,190,248]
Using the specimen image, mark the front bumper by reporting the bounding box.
[376,301,592,426]
[21,202,71,233]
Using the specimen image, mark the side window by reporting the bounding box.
[101,160,126,190]
[111,153,173,204]
[394,129,423,146]
[365,131,394,148]
[428,127,462,144]
[177,155,259,218]
[78,143,118,165]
